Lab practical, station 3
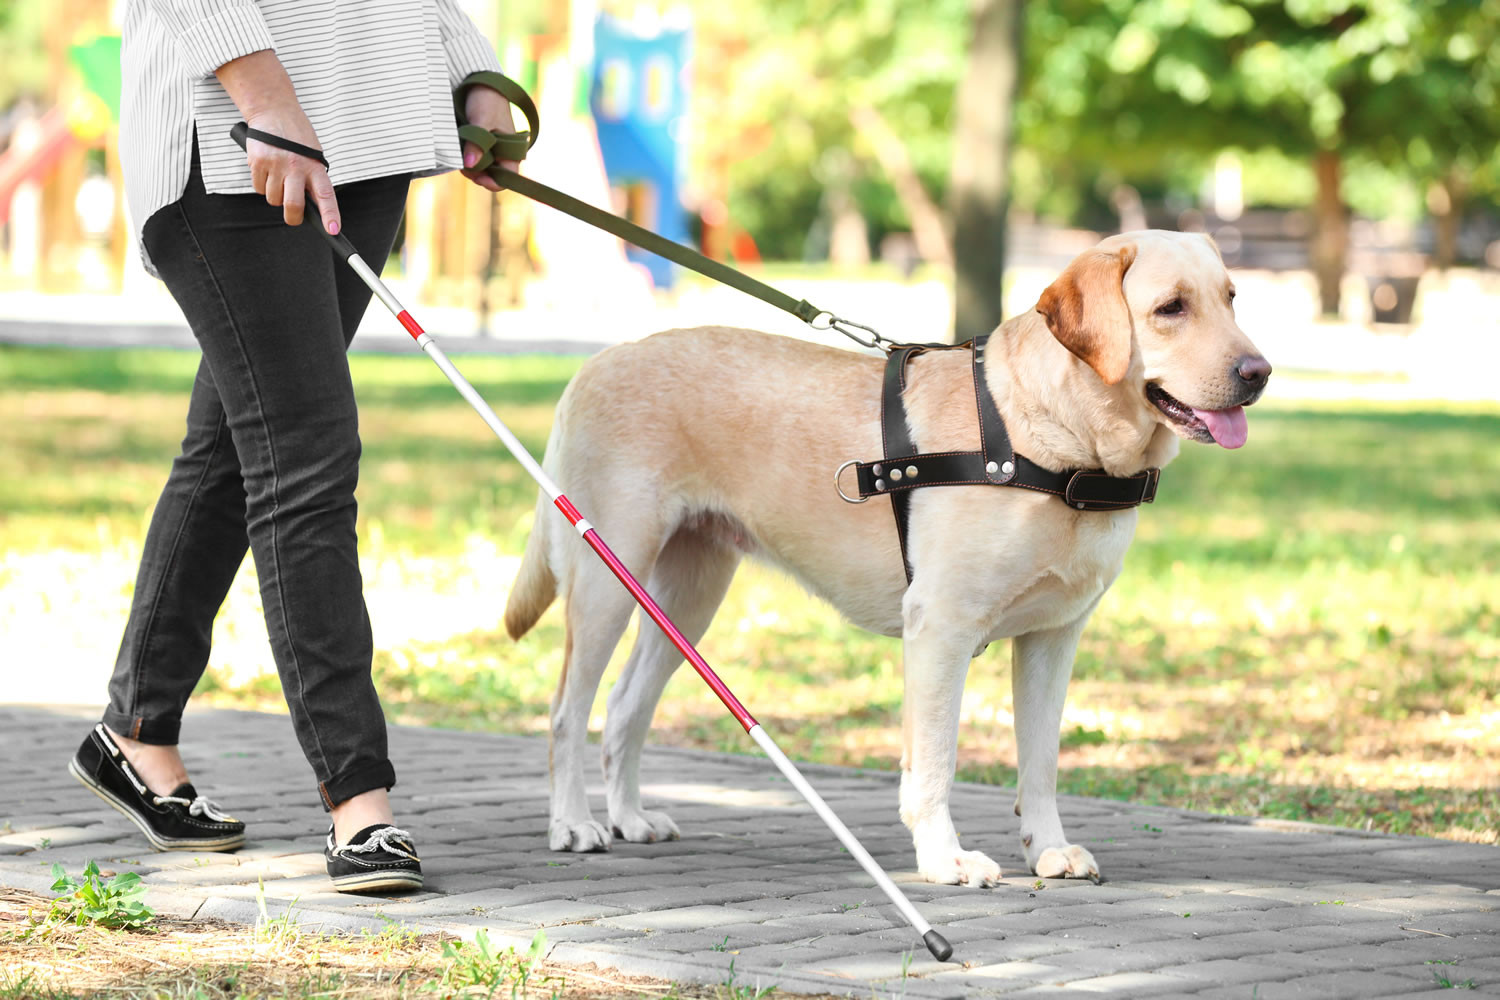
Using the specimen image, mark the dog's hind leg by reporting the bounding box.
[1012,614,1100,882]
[549,528,663,853]
[603,524,740,844]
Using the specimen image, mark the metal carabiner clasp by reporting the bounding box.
[810,312,895,354]
[834,459,869,503]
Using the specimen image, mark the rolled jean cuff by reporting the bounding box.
[319,759,396,811]
[100,710,182,746]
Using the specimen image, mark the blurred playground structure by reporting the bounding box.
[3,0,1500,376]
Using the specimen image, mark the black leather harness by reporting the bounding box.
[838,334,1161,583]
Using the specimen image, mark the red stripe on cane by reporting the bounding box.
[563,513,758,733]
[396,310,424,340]
[554,495,584,525]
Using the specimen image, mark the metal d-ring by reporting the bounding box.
[835,460,868,503]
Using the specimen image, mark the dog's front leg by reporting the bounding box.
[899,595,999,887]
[1012,615,1100,881]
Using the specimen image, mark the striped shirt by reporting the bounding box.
[120,0,502,273]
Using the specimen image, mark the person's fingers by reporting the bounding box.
[461,162,502,193]
[282,171,306,227]
[264,164,285,207]
[308,167,341,235]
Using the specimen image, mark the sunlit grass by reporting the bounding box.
[2,343,1496,843]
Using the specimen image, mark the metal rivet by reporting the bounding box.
[890,468,903,482]
[1076,502,1086,509]
[873,464,883,476]
[985,461,998,475]
[905,465,918,478]
[875,478,886,490]
[1002,461,1015,476]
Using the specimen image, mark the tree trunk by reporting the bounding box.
[948,0,1022,344]
[849,104,952,268]
[1432,169,1466,270]
[1311,148,1347,318]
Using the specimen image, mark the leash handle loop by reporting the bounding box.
[454,70,540,168]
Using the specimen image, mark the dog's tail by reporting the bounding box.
[505,490,558,640]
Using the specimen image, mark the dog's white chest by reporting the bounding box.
[972,509,1138,640]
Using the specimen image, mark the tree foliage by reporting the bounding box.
[0,0,48,116]
[686,0,1500,270]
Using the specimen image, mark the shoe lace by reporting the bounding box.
[334,826,419,862]
[153,794,236,822]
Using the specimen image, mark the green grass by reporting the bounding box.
[2,343,1497,843]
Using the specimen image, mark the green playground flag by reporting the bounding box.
[68,34,122,121]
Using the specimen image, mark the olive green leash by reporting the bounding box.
[453,71,895,352]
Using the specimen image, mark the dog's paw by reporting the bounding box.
[611,808,680,845]
[920,849,1002,888]
[1033,844,1100,882]
[549,818,613,853]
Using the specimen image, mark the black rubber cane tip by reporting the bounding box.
[923,929,953,962]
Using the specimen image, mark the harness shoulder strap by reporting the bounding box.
[971,334,1016,484]
[881,345,936,583]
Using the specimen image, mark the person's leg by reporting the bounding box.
[122,160,409,814]
[98,150,410,782]
[320,171,410,844]
[102,355,248,795]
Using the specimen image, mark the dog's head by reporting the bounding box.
[1035,230,1270,449]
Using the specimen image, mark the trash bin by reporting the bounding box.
[1366,275,1420,325]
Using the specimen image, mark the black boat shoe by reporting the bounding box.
[325,823,424,893]
[68,723,246,852]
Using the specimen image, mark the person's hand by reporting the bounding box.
[461,84,519,193]
[216,50,341,234]
[244,105,340,232]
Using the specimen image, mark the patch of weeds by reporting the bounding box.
[1060,725,1108,748]
[253,878,302,948]
[0,970,76,999]
[1315,899,1346,905]
[42,860,154,931]
[719,958,774,1000]
[839,900,867,912]
[1133,823,1163,834]
[36,837,51,850]
[1432,968,1478,989]
[428,927,561,998]
[710,935,730,952]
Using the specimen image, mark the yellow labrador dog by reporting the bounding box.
[505,230,1269,886]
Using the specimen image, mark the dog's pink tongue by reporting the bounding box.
[1192,405,1248,449]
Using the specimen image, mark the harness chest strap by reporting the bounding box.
[845,334,1161,582]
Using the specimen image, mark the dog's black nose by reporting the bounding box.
[1236,355,1271,390]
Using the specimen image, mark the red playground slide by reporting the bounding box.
[0,108,78,225]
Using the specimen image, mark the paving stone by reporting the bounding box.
[1156,957,1301,985]
[1056,970,1216,994]
[1289,969,1454,996]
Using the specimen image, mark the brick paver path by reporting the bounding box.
[3,705,1496,998]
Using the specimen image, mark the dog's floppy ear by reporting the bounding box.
[1034,243,1137,385]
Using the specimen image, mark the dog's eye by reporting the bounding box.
[1156,298,1184,316]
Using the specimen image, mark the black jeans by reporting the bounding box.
[104,147,410,810]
